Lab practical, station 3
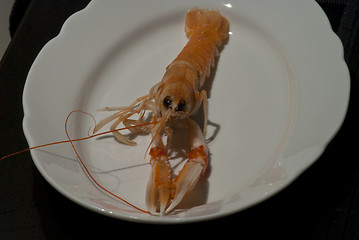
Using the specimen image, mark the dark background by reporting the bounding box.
[0,0,358,239]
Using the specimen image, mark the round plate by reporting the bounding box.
[23,0,350,223]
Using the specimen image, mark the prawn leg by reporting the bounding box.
[97,94,151,112]
[166,118,208,213]
[194,90,208,136]
[93,94,152,145]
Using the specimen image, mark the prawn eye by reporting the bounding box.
[176,99,186,112]
[163,96,172,109]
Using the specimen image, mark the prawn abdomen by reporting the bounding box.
[185,8,229,45]
[168,9,229,89]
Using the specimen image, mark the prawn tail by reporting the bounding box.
[168,8,229,85]
[185,8,229,45]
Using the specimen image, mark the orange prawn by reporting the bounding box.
[1,8,229,216]
[94,8,229,215]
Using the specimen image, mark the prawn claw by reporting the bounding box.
[166,119,208,214]
[145,147,171,215]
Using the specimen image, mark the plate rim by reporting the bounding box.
[22,0,350,224]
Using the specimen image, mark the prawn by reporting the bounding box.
[1,8,229,216]
[94,8,229,215]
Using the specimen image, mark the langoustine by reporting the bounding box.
[94,8,229,215]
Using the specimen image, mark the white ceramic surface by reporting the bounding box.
[23,0,350,223]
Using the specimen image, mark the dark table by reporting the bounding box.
[0,0,358,239]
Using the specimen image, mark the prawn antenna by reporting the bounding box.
[1,110,158,214]
[0,110,157,162]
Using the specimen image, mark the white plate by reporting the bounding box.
[23,0,350,223]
